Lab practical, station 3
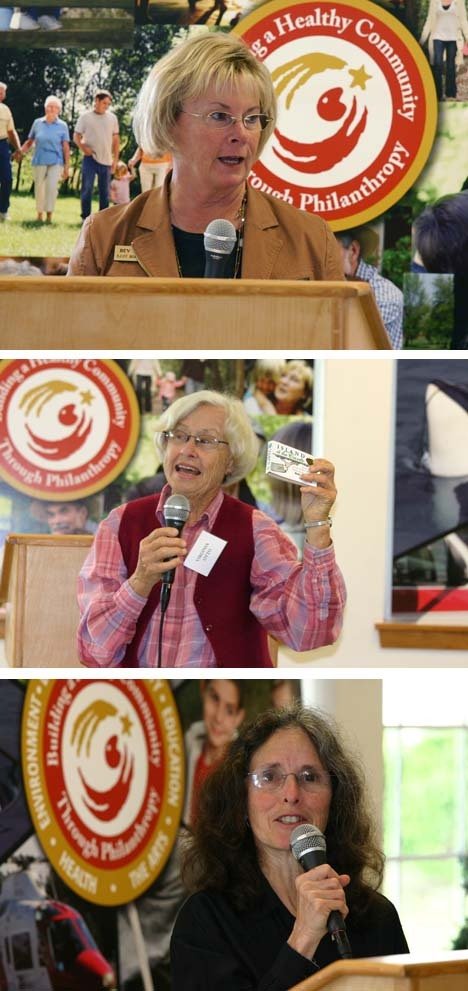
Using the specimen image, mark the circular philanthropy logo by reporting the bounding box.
[234,0,437,227]
[22,680,185,905]
[0,359,139,499]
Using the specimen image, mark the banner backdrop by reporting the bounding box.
[0,1,465,346]
[0,359,140,500]
[21,679,184,906]
[0,677,299,991]
[0,357,314,557]
[233,0,436,226]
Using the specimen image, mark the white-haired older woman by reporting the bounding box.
[68,32,343,279]
[77,391,346,667]
[19,95,69,222]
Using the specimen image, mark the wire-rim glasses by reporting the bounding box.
[180,109,272,131]
[247,766,332,793]
[162,429,230,450]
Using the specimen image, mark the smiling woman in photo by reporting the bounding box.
[273,360,314,415]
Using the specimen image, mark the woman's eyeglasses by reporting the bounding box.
[181,110,272,131]
[162,429,229,450]
[247,766,332,793]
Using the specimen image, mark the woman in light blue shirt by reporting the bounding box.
[19,94,70,222]
[0,9,13,30]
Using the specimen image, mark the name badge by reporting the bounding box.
[114,245,137,261]
[184,531,227,576]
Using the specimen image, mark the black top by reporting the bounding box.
[171,877,409,991]
[172,226,239,278]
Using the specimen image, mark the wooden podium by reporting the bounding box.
[289,951,468,991]
[0,277,391,349]
[0,533,93,667]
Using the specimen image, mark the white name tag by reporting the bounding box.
[114,245,137,261]
[184,531,227,576]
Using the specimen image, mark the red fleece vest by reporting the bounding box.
[117,494,272,667]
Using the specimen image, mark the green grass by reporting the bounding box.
[0,191,89,258]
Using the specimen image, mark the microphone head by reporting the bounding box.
[290,823,327,864]
[204,219,237,257]
[163,493,190,526]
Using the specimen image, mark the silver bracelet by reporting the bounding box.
[304,517,332,529]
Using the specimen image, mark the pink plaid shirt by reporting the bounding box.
[77,489,346,667]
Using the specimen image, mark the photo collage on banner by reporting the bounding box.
[2,675,468,989]
[0,356,313,546]
[1,0,468,345]
[0,1,467,990]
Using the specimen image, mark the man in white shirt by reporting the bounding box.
[0,81,22,221]
[73,90,119,220]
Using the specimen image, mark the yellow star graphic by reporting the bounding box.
[120,713,133,736]
[349,65,372,90]
[80,389,95,405]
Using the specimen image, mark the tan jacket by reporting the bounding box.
[67,177,344,281]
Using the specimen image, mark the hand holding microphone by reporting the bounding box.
[128,494,190,601]
[289,823,352,961]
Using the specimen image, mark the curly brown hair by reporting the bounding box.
[182,704,384,914]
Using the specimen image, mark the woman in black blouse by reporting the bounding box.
[171,705,408,991]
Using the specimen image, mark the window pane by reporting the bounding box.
[12,931,33,970]
[383,858,464,954]
[399,729,463,855]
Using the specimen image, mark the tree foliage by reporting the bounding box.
[0,26,181,191]
[382,234,411,291]
[0,47,83,135]
[403,272,453,348]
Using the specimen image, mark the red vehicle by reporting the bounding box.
[0,872,117,991]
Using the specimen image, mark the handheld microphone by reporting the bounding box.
[203,219,237,278]
[161,493,190,586]
[290,823,352,960]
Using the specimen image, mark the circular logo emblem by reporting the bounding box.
[234,0,437,228]
[0,359,139,499]
[22,680,185,905]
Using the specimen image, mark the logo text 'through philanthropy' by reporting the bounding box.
[0,359,139,499]
[234,0,437,227]
[22,680,185,905]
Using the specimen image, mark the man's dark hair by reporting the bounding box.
[335,230,360,250]
[414,192,468,274]
[94,90,113,102]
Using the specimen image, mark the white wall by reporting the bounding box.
[280,357,468,667]
[302,677,383,840]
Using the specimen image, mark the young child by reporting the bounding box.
[156,371,187,410]
[110,160,135,205]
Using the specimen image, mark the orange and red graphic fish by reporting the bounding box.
[271,53,369,174]
[19,380,94,460]
[71,700,134,823]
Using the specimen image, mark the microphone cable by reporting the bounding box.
[157,585,170,668]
